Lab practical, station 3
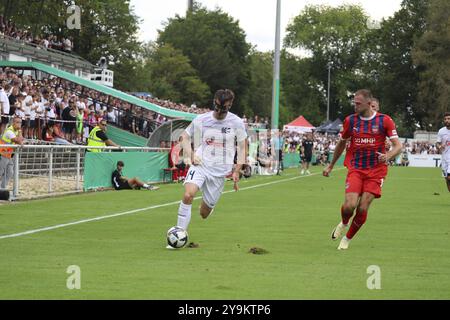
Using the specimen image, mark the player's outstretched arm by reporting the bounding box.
[233,138,248,191]
[180,132,193,165]
[323,138,347,177]
[386,138,403,162]
[436,141,444,154]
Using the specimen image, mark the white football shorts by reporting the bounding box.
[184,165,226,208]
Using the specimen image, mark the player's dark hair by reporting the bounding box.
[444,112,450,118]
[354,89,373,101]
[214,89,235,105]
[117,161,124,167]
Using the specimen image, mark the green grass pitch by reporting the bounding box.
[0,166,449,299]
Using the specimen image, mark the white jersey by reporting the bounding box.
[437,127,450,161]
[185,111,247,177]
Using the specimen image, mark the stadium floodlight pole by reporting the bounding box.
[271,0,281,130]
[327,61,332,122]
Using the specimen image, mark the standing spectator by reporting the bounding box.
[0,85,10,134]
[75,106,84,144]
[88,109,97,131]
[0,117,24,189]
[300,132,314,175]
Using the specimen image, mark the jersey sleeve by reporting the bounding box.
[184,117,198,136]
[235,119,247,142]
[340,116,352,140]
[384,116,399,140]
[436,129,443,143]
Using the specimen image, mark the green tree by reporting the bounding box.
[142,44,210,105]
[284,5,371,120]
[413,0,450,130]
[244,50,273,118]
[157,6,251,114]
[1,0,143,91]
[280,51,325,126]
[362,0,429,136]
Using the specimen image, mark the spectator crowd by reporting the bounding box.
[0,65,444,159]
[404,141,441,155]
[281,131,339,165]
[0,67,185,144]
[0,16,73,53]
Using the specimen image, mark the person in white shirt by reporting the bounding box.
[169,89,248,249]
[28,94,39,139]
[15,93,27,123]
[436,112,450,192]
[0,86,10,134]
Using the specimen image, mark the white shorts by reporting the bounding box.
[184,165,226,208]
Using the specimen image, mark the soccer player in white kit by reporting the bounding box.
[169,89,248,248]
[436,112,450,192]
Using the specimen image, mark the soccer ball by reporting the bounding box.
[167,226,188,248]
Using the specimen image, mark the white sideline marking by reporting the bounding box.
[0,169,342,240]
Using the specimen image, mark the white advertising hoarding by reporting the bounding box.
[407,153,442,168]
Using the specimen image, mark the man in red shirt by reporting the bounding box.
[323,89,402,250]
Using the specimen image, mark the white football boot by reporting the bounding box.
[331,222,348,241]
[338,236,351,250]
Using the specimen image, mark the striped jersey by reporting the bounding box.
[341,112,398,170]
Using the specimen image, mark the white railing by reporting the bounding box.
[0,145,169,200]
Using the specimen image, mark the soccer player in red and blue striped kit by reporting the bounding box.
[323,89,403,250]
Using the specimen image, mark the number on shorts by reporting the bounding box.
[187,170,195,181]
[380,178,384,188]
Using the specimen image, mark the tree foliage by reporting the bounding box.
[413,0,450,129]
[157,6,251,114]
[141,43,210,105]
[284,5,371,121]
[362,0,429,135]
[1,0,143,91]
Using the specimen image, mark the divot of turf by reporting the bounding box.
[248,247,269,255]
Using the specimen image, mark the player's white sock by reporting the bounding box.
[177,201,192,230]
[143,183,149,188]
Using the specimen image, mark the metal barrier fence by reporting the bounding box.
[0,144,168,200]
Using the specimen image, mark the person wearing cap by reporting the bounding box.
[0,116,24,189]
[111,161,159,191]
[87,118,120,152]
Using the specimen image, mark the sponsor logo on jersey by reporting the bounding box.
[354,137,376,144]
[205,137,225,147]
